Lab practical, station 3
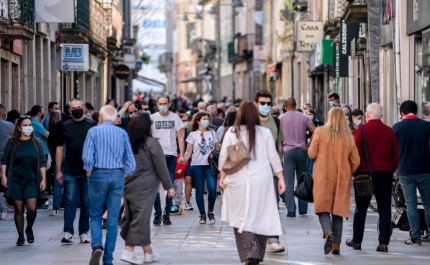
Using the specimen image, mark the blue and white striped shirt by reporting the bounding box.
[82,121,136,175]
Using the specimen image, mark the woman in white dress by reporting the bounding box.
[219,101,286,265]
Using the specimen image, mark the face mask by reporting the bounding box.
[71,109,84,119]
[353,119,362,127]
[217,108,223,114]
[22,126,34,136]
[308,115,314,121]
[199,109,205,113]
[258,105,271,116]
[54,110,61,113]
[85,113,91,118]
[183,122,189,128]
[329,101,335,107]
[344,111,350,116]
[129,113,134,118]
[201,120,210,128]
[159,106,168,114]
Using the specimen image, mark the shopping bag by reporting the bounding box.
[294,173,314,203]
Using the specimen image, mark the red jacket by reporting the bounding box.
[353,119,399,174]
[175,155,189,180]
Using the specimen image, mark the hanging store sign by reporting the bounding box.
[124,54,136,70]
[114,64,131,80]
[315,39,333,67]
[296,21,324,52]
[35,0,75,23]
[340,19,360,56]
[333,42,349,78]
[60,44,89,71]
[254,45,267,60]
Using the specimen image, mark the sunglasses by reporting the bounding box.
[20,115,31,119]
[157,94,169,99]
[200,132,206,142]
[258,101,272,106]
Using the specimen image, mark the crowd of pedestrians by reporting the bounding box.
[0,90,429,265]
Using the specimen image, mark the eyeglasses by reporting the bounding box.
[200,132,206,142]
[20,115,31,119]
[157,94,169,99]
[258,101,272,106]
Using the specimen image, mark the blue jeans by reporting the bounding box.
[191,165,216,216]
[154,155,176,216]
[399,174,430,239]
[283,148,308,214]
[89,169,124,264]
[53,166,64,210]
[63,174,89,235]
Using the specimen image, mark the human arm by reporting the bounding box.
[177,127,185,157]
[35,138,47,190]
[219,170,227,189]
[122,132,136,177]
[307,122,316,133]
[34,121,50,139]
[1,165,7,187]
[307,128,320,160]
[181,143,193,163]
[118,101,132,117]
[1,140,13,187]
[39,167,46,191]
[82,130,96,178]
[349,145,361,174]
[55,146,64,184]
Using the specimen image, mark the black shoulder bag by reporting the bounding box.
[354,125,374,197]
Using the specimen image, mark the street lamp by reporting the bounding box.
[232,0,245,13]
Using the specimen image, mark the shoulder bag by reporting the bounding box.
[208,131,220,176]
[221,130,251,175]
[354,125,374,197]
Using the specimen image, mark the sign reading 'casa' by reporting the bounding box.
[296,21,324,52]
[114,64,131,80]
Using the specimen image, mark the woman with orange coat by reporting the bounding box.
[308,107,360,255]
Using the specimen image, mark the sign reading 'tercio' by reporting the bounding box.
[114,64,131,80]
[296,21,324,52]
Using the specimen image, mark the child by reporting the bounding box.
[171,154,189,214]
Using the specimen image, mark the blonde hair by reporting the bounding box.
[323,107,355,147]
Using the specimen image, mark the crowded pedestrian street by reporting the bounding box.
[0,196,429,265]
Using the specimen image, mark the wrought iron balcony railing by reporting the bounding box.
[6,0,35,28]
[90,0,106,46]
[59,0,90,33]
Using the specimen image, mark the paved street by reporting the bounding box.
[0,195,429,265]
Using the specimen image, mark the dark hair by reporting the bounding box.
[30,105,43,117]
[128,112,152,154]
[220,111,237,143]
[85,102,94,111]
[233,101,260,156]
[106,99,118,108]
[189,112,211,132]
[92,111,100,124]
[48,102,58,110]
[423,108,430,116]
[329,93,340,100]
[254,90,272,103]
[343,105,352,112]
[352,109,364,117]
[307,108,316,116]
[400,100,418,115]
[6,109,20,124]
[11,116,35,149]
[64,104,70,115]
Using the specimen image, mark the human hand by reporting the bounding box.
[178,156,185,165]
[86,171,92,178]
[1,176,7,188]
[219,177,227,190]
[40,180,46,191]
[124,174,127,178]
[278,178,286,195]
[123,101,132,109]
[177,170,182,174]
[209,153,214,159]
[56,171,64,184]
[167,188,175,197]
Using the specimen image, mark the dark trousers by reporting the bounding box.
[352,171,392,245]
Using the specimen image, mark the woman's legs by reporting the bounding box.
[191,166,206,216]
[25,198,37,231]
[233,228,267,263]
[317,212,332,235]
[184,176,192,204]
[13,200,25,237]
[204,167,217,213]
[331,214,344,244]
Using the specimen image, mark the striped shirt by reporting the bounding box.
[82,121,136,175]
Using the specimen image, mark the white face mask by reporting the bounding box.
[353,119,362,127]
[22,126,34,136]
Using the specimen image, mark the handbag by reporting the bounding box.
[354,125,374,197]
[294,172,314,202]
[208,149,220,176]
[221,131,251,175]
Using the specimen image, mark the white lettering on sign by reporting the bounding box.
[341,22,347,55]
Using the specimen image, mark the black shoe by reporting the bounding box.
[199,214,207,224]
[16,236,25,246]
[153,214,162,226]
[287,212,296,217]
[216,191,222,196]
[25,228,34,243]
[163,215,172,225]
[376,244,388,252]
[345,239,361,250]
[102,219,107,229]
[90,247,103,265]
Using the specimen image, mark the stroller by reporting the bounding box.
[377,175,428,239]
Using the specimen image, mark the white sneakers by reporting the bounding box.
[80,233,91,243]
[144,251,160,263]
[49,210,58,216]
[266,242,285,253]
[120,251,143,264]
[0,212,7,220]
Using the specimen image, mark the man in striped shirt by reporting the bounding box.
[82,105,136,265]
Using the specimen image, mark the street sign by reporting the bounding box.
[114,64,131,80]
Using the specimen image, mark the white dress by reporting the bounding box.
[218,126,283,236]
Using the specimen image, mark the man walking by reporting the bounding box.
[31,105,50,158]
[43,101,60,129]
[393,100,430,246]
[206,105,224,128]
[279,97,315,217]
[82,105,136,265]
[346,103,399,252]
[0,104,14,220]
[55,99,97,244]
[253,91,285,253]
[151,95,184,225]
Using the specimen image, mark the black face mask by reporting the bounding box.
[71,109,84,119]
[217,108,223,114]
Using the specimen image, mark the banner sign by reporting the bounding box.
[333,42,349,78]
[35,0,75,23]
[296,21,324,52]
[60,44,89,71]
[340,19,360,56]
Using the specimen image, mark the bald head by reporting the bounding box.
[284,97,297,111]
[198,102,206,111]
[100,105,117,123]
[366,103,383,119]
[207,105,216,115]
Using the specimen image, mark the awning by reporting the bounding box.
[180,76,201,83]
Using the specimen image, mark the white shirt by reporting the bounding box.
[150,112,183,155]
[186,130,218,166]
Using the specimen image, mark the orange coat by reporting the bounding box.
[308,127,360,218]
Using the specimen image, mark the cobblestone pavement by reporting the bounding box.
[0,195,429,265]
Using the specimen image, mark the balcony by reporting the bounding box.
[0,0,35,48]
[342,0,368,24]
[228,34,253,63]
[59,0,90,43]
[104,0,122,50]
[325,0,348,37]
[90,0,106,48]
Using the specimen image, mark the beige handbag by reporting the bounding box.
[222,133,251,174]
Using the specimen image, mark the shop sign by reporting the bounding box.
[315,39,334,67]
[35,0,75,23]
[11,40,23,56]
[332,42,348,78]
[114,64,131,80]
[60,44,89,71]
[89,54,99,73]
[254,45,267,60]
[267,63,277,74]
[296,21,324,52]
[340,19,360,56]
[124,54,136,69]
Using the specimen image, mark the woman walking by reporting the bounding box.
[1,115,47,246]
[308,107,360,255]
[181,112,219,224]
[119,112,174,264]
[219,101,286,265]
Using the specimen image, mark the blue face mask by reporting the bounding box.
[258,105,271,116]
[308,115,314,121]
[344,111,350,116]
[201,120,210,128]
[158,106,168,114]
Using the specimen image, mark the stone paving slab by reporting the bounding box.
[0,195,429,265]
